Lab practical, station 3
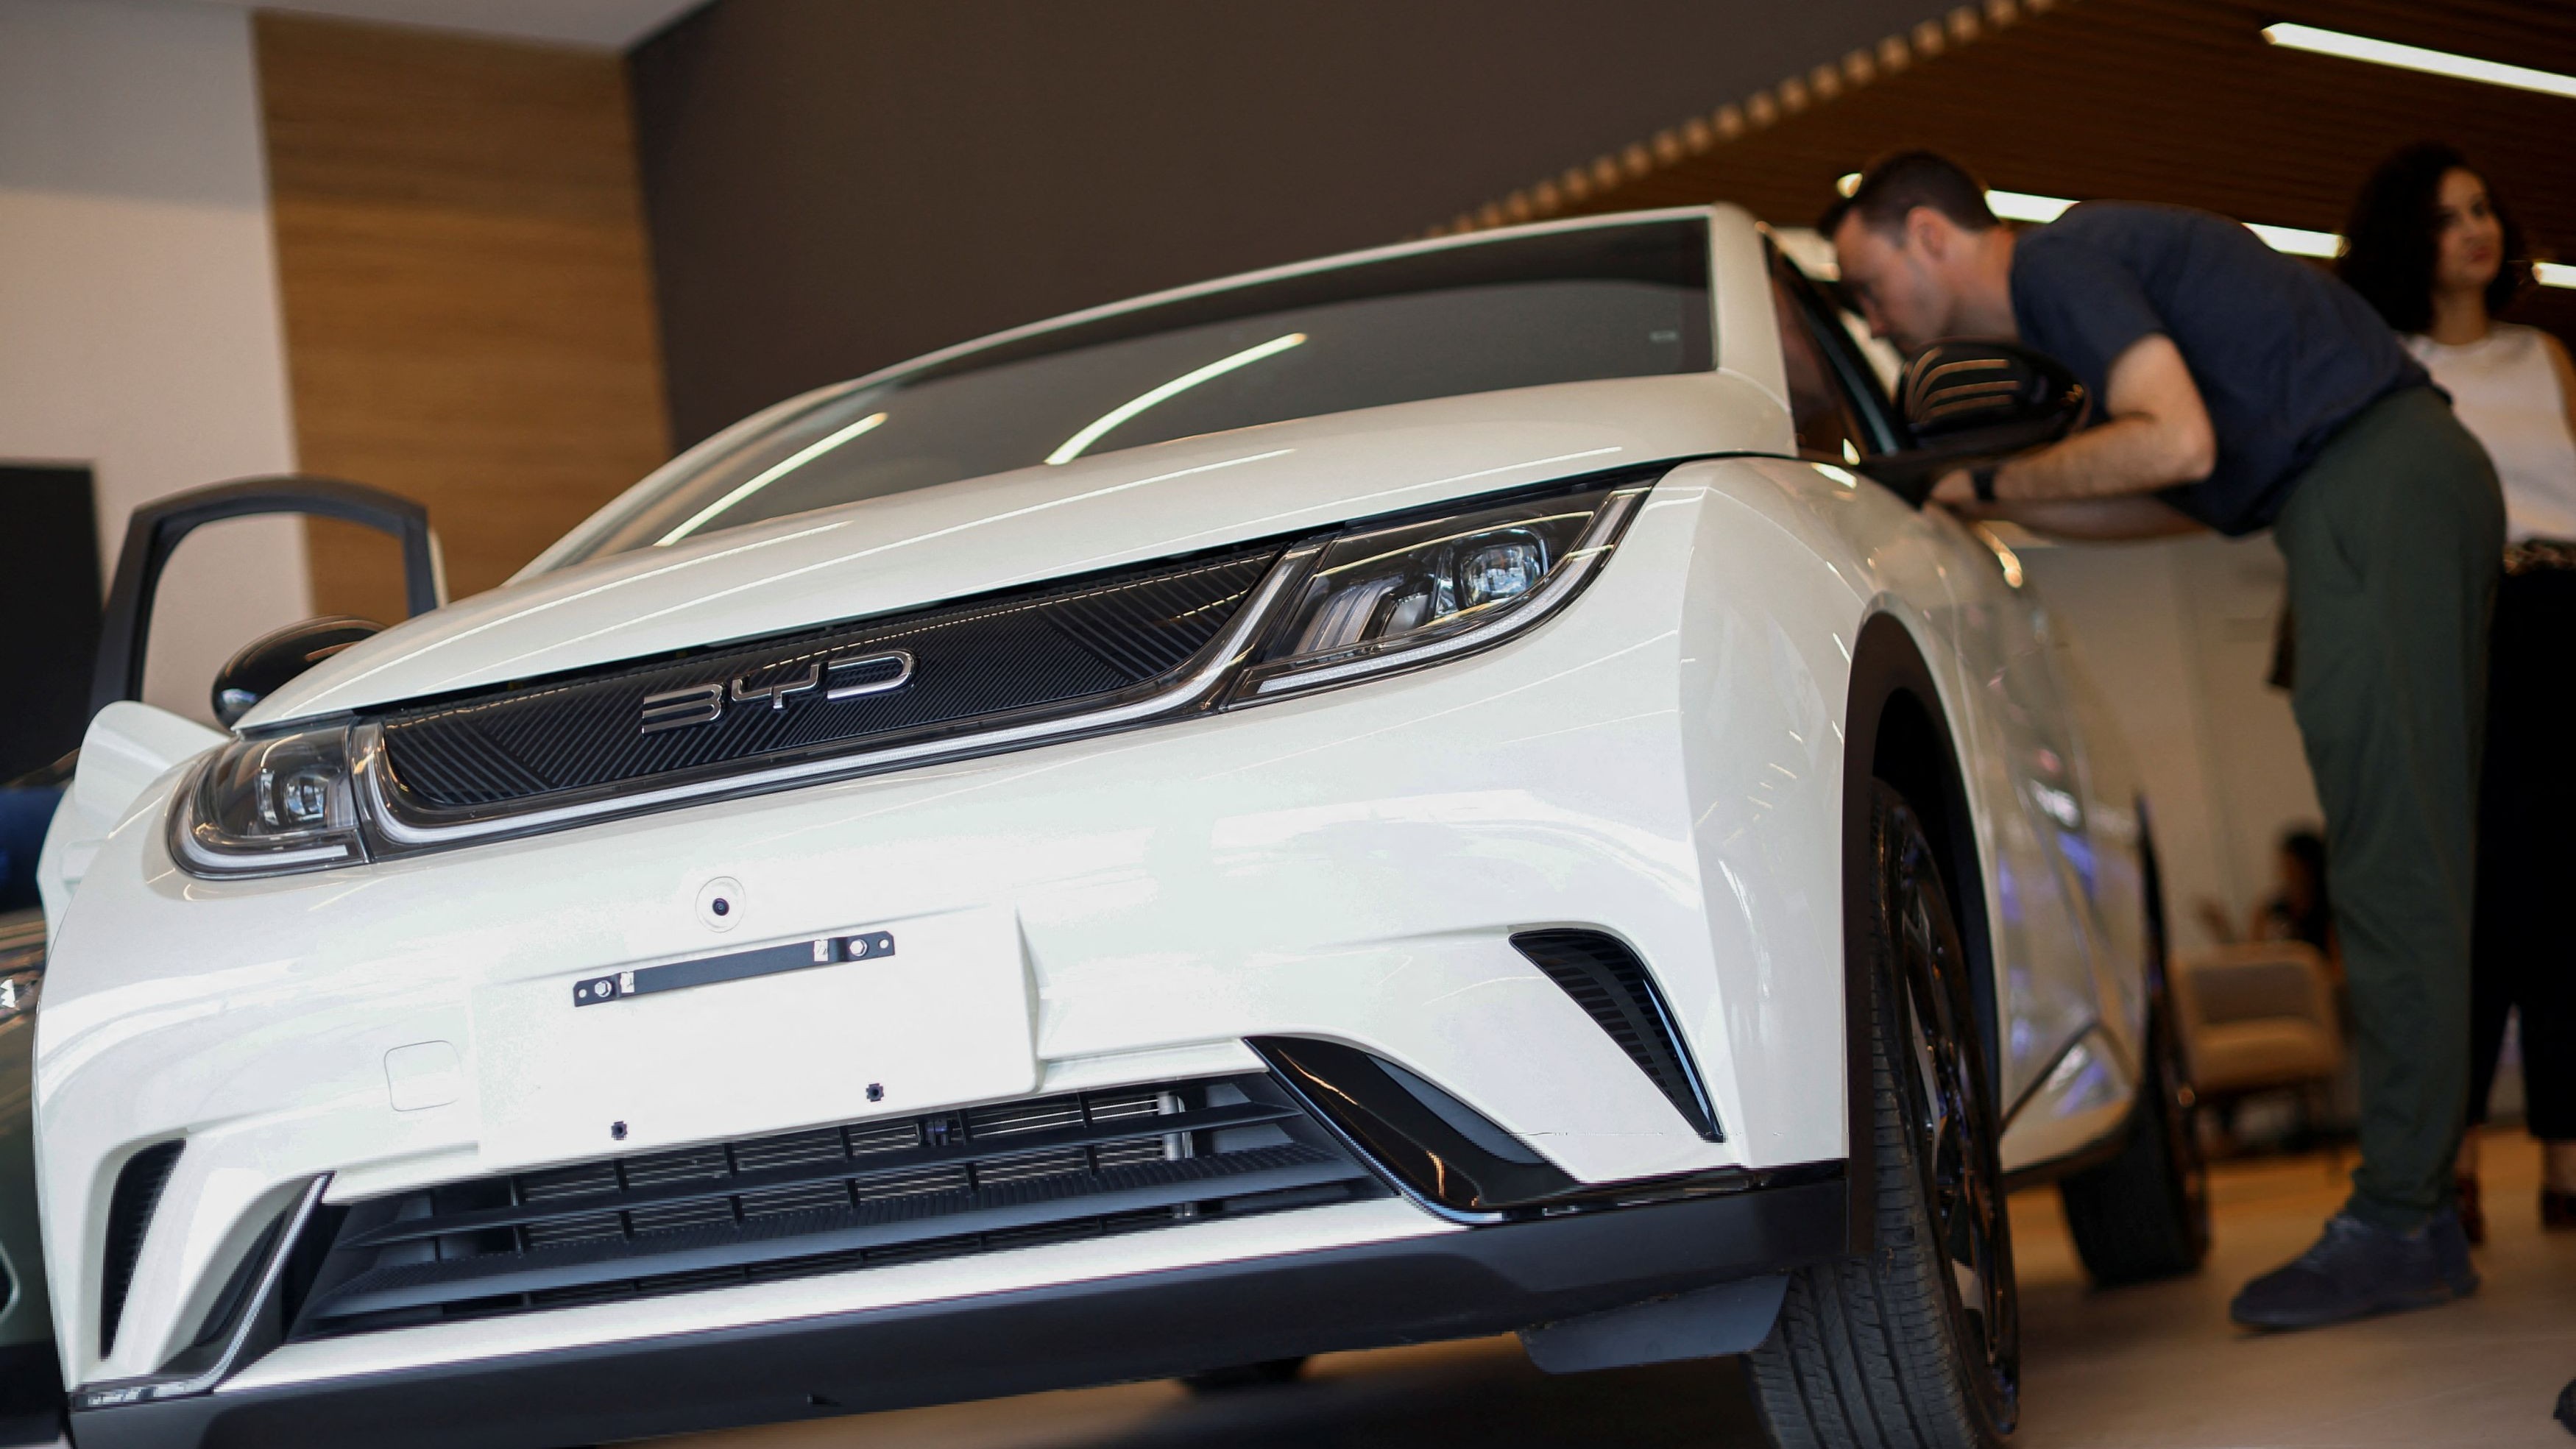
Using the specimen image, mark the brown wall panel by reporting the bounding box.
[258,13,669,621]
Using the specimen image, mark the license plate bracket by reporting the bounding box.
[473,908,1034,1164]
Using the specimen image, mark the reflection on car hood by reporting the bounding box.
[244,374,1786,726]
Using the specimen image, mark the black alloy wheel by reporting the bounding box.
[1749,782,2017,1449]
[1890,787,2018,1433]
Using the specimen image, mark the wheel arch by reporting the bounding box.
[1839,611,1998,1255]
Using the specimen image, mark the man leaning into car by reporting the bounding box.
[1825,150,2501,1331]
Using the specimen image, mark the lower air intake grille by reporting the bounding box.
[100,1141,185,1357]
[1511,929,1722,1141]
[285,1074,1381,1339]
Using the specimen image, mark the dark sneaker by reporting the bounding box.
[2229,1210,2480,1331]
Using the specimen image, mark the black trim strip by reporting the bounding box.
[1997,1020,2104,1133]
[2000,1103,2137,1193]
[1252,1037,1577,1215]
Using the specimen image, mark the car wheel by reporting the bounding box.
[1747,782,2017,1449]
[1178,1356,1308,1392]
[2056,840,2210,1285]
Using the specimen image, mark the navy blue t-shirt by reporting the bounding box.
[2009,202,2430,535]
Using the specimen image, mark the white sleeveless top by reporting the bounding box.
[2406,324,2576,543]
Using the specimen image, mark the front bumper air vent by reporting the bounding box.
[283,1074,1381,1339]
[1511,929,1722,1141]
[101,1141,185,1357]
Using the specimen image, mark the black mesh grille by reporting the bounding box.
[377,545,1279,809]
[283,1074,1381,1339]
[1510,929,1722,1141]
[101,1141,185,1356]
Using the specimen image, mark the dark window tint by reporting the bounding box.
[1774,277,1865,459]
[563,220,1712,562]
[1768,248,1901,460]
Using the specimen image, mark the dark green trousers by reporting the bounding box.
[2274,385,2502,1233]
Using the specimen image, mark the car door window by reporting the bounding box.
[1767,248,1903,459]
[1772,273,1867,460]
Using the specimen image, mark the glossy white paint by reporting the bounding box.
[35,701,224,924]
[36,205,2153,1395]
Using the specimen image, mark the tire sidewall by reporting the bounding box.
[1875,786,2019,1441]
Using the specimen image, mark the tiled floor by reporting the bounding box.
[667,1132,2575,1449]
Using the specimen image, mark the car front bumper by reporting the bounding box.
[38,467,1864,1403]
[70,1172,1842,1449]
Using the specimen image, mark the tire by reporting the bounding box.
[1749,782,2017,1449]
[1178,1356,1307,1392]
[2056,829,2210,1286]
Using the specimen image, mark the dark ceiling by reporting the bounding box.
[629,0,1945,446]
[1486,0,2575,333]
[633,0,2575,445]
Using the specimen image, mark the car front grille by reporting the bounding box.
[375,542,1281,810]
[283,1073,1383,1339]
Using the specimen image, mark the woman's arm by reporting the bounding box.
[2544,330,2576,443]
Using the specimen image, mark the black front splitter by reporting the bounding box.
[74,1174,1842,1449]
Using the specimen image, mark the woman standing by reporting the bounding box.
[2343,143,2576,1243]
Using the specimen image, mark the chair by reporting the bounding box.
[2170,940,2343,1105]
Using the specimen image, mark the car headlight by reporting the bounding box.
[170,724,364,876]
[1233,479,1647,698]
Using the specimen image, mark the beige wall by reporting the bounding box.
[0,0,307,725]
[2025,535,2323,954]
[256,11,669,622]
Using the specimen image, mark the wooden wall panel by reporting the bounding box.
[258,13,668,622]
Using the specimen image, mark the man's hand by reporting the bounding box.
[1930,470,1981,510]
[1976,334,2215,502]
[1925,464,2197,538]
[1917,332,2215,540]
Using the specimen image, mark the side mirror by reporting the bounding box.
[1861,341,2091,506]
[210,616,386,727]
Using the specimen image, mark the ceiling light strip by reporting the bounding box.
[1977,188,2564,287]
[2261,23,2576,102]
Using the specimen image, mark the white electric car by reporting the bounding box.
[37,206,2206,1449]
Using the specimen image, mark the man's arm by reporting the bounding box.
[1932,333,2217,529]
[1982,495,2205,540]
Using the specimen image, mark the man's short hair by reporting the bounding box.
[1819,150,1998,238]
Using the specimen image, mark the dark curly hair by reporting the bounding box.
[2338,142,2530,334]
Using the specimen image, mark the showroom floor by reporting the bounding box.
[664,1130,2575,1449]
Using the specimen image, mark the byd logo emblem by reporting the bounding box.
[638,649,915,734]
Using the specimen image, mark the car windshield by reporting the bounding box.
[553,217,1713,564]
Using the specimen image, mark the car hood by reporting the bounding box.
[243,372,1788,727]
